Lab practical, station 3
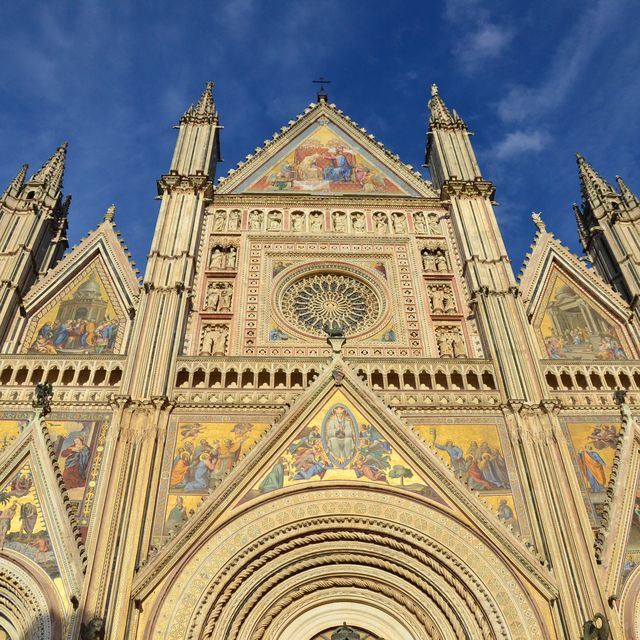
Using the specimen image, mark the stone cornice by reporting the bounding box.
[156,173,213,197]
[209,192,445,209]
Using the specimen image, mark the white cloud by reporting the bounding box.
[497,0,624,123]
[444,0,513,72]
[456,21,514,72]
[491,130,550,159]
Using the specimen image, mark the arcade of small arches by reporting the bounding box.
[173,360,497,393]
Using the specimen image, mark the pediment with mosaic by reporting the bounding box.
[22,264,128,355]
[243,390,445,506]
[231,118,422,196]
[534,271,633,361]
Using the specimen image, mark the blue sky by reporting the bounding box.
[1,0,639,276]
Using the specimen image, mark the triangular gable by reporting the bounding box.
[519,226,634,361]
[0,411,85,614]
[133,359,555,600]
[217,101,437,198]
[241,388,446,506]
[17,220,139,355]
[595,406,640,596]
[0,462,61,580]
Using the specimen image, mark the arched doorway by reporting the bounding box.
[0,552,62,640]
[142,487,551,639]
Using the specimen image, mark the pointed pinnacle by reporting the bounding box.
[616,175,639,208]
[2,163,29,198]
[181,81,216,124]
[428,85,464,128]
[576,152,614,204]
[104,203,116,223]
[30,142,68,193]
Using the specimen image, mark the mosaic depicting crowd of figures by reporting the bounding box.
[538,273,630,360]
[27,271,120,355]
[0,464,58,579]
[163,420,271,535]
[0,416,108,542]
[239,122,417,196]
[413,423,519,531]
[245,392,444,506]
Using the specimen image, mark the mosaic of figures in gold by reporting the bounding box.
[245,391,443,505]
[563,421,619,494]
[537,273,629,360]
[413,423,518,531]
[164,420,270,535]
[622,475,640,583]
[48,417,109,541]
[0,418,29,452]
[28,270,120,355]
[0,464,58,579]
[239,123,415,195]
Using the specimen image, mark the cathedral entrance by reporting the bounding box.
[310,622,383,639]
[273,600,415,639]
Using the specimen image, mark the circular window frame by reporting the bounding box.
[271,262,391,342]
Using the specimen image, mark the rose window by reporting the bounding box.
[279,272,382,338]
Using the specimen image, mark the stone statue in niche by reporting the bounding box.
[429,284,455,314]
[435,250,448,272]
[427,213,441,235]
[435,326,466,358]
[205,283,221,311]
[200,324,228,355]
[209,247,225,270]
[332,211,347,232]
[213,210,226,232]
[228,209,241,231]
[291,211,305,232]
[210,325,229,355]
[201,326,213,354]
[249,210,263,231]
[373,212,388,233]
[451,330,466,357]
[309,212,323,232]
[414,212,427,234]
[421,249,436,271]
[435,328,454,357]
[267,210,282,231]
[392,212,406,233]
[430,286,446,313]
[219,283,233,312]
[227,247,237,270]
[351,212,365,232]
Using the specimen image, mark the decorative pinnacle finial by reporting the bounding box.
[312,77,331,101]
[104,204,116,223]
[431,83,439,97]
[531,211,546,233]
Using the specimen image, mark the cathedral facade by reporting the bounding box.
[0,81,640,639]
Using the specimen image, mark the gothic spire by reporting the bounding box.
[2,163,28,199]
[576,153,614,206]
[428,84,465,129]
[180,81,216,125]
[30,142,68,193]
[616,175,640,208]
